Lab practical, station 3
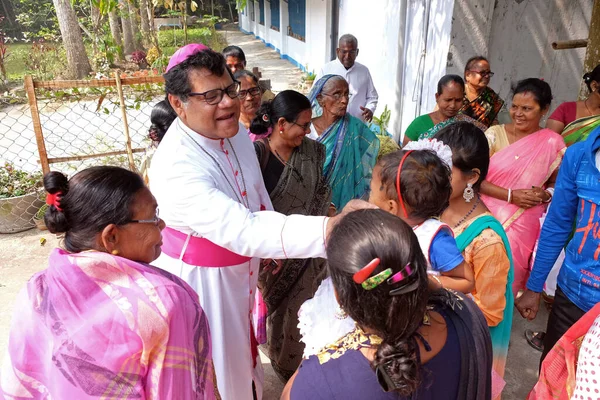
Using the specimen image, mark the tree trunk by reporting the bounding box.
[119,0,135,54]
[228,0,234,22]
[109,9,123,48]
[90,4,100,55]
[580,0,600,99]
[147,2,161,53]
[138,0,151,47]
[128,1,142,50]
[0,0,17,28]
[52,0,92,78]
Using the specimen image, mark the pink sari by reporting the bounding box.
[482,128,565,296]
[1,248,218,400]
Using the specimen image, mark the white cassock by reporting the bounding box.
[149,119,327,400]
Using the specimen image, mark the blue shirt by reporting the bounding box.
[430,229,465,273]
[527,126,600,312]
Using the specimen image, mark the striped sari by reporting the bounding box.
[561,114,600,146]
[456,214,513,399]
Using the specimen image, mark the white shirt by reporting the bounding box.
[315,58,378,121]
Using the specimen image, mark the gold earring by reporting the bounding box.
[111,250,119,255]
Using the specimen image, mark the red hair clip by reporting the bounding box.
[353,258,380,284]
[396,150,414,219]
[46,192,63,212]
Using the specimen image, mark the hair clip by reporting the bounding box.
[362,268,392,290]
[353,258,380,284]
[262,113,270,122]
[46,192,63,212]
[375,362,396,392]
[387,264,413,284]
[389,279,420,296]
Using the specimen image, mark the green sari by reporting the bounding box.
[561,114,600,146]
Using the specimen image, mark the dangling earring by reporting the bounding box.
[334,306,348,320]
[463,183,475,203]
[279,129,284,135]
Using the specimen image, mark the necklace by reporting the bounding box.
[584,97,599,117]
[267,137,289,165]
[183,131,249,208]
[453,196,480,229]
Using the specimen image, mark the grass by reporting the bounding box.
[3,27,227,83]
[4,43,30,81]
[158,27,227,55]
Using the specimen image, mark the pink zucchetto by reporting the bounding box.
[165,43,210,73]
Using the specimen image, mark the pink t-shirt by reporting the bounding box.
[549,101,577,125]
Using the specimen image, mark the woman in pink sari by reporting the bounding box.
[481,78,566,296]
[0,166,218,399]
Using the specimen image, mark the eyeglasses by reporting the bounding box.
[125,209,161,226]
[322,92,350,101]
[188,81,241,105]
[290,120,312,130]
[468,70,494,78]
[238,86,262,99]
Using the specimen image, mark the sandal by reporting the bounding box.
[525,329,545,352]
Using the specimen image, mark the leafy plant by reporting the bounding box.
[0,163,43,198]
[372,105,391,135]
[35,203,49,220]
[146,46,160,65]
[131,50,147,65]
[25,40,65,80]
[158,26,211,47]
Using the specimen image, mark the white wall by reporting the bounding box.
[398,0,455,137]
[448,0,591,120]
[335,0,404,135]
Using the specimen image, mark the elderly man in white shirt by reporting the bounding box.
[314,34,378,122]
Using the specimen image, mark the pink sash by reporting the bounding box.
[162,226,251,267]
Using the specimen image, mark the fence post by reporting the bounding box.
[24,75,50,174]
[114,72,137,172]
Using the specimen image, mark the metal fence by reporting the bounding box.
[0,75,165,233]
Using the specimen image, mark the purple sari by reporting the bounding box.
[1,249,217,399]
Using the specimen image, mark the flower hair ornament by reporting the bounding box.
[402,138,453,170]
[353,258,419,295]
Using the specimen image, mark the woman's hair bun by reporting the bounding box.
[584,72,592,83]
[250,101,274,135]
[43,171,70,233]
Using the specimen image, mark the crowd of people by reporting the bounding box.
[2,32,600,400]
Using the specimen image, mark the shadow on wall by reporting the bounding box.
[447,0,591,114]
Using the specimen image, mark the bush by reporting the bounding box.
[158,27,212,48]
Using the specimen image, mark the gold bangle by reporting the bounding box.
[431,274,443,289]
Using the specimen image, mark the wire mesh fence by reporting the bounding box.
[0,75,165,233]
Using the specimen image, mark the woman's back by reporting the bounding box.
[291,308,461,400]
[2,249,216,400]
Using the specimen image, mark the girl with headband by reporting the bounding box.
[298,140,474,356]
